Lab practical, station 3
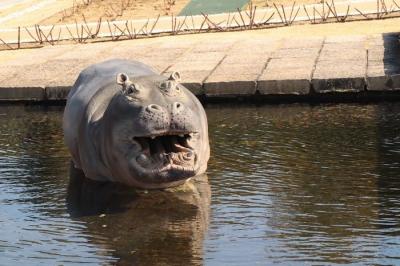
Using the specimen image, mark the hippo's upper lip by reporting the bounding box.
[132,132,198,178]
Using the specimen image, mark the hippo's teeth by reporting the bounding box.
[173,142,191,152]
[167,154,173,164]
[137,154,150,166]
[134,133,196,170]
[137,154,147,161]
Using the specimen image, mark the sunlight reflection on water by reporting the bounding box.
[1,103,400,265]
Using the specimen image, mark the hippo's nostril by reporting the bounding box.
[173,102,184,109]
[146,104,163,113]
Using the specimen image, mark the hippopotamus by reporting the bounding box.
[63,59,210,189]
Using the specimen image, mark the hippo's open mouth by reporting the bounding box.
[132,133,197,178]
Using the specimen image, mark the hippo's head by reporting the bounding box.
[100,72,210,189]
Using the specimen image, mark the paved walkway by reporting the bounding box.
[0,28,399,101]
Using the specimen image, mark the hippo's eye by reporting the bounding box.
[124,84,140,101]
[126,84,138,95]
[159,81,171,91]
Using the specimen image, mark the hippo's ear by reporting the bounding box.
[168,71,181,83]
[116,73,130,86]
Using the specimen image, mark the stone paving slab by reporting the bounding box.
[258,43,320,95]
[0,66,18,84]
[4,45,76,66]
[203,42,274,95]
[368,34,400,47]
[319,49,366,61]
[204,65,260,96]
[265,58,316,70]
[108,42,170,72]
[190,40,238,53]
[324,35,367,43]
[1,63,49,88]
[167,50,227,95]
[312,62,367,92]
[312,38,368,93]
[179,71,213,95]
[271,48,320,59]
[0,32,400,101]
[367,47,399,61]
[230,39,281,51]
[280,37,324,49]
[258,69,312,95]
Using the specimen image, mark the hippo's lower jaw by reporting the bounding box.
[129,132,199,183]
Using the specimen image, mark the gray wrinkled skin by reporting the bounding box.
[63,59,210,189]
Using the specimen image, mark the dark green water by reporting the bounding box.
[1,103,400,265]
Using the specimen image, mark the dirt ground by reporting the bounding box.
[0,0,72,28]
[1,0,362,28]
[39,0,326,25]
[40,0,191,25]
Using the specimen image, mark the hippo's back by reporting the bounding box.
[63,59,157,168]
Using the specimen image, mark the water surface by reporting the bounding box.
[1,103,400,265]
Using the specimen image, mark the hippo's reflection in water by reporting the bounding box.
[66,164,210,265]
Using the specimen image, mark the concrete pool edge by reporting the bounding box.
[0,31,399,103]
[4,90,400,106]
[2,78,400,104]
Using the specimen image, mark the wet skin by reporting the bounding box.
[63,59,210,189]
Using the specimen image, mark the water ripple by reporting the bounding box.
[1,103,400,264]
[205,103,400,265]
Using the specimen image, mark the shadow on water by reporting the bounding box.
[67,165,211,266]
[376,104,400,243]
